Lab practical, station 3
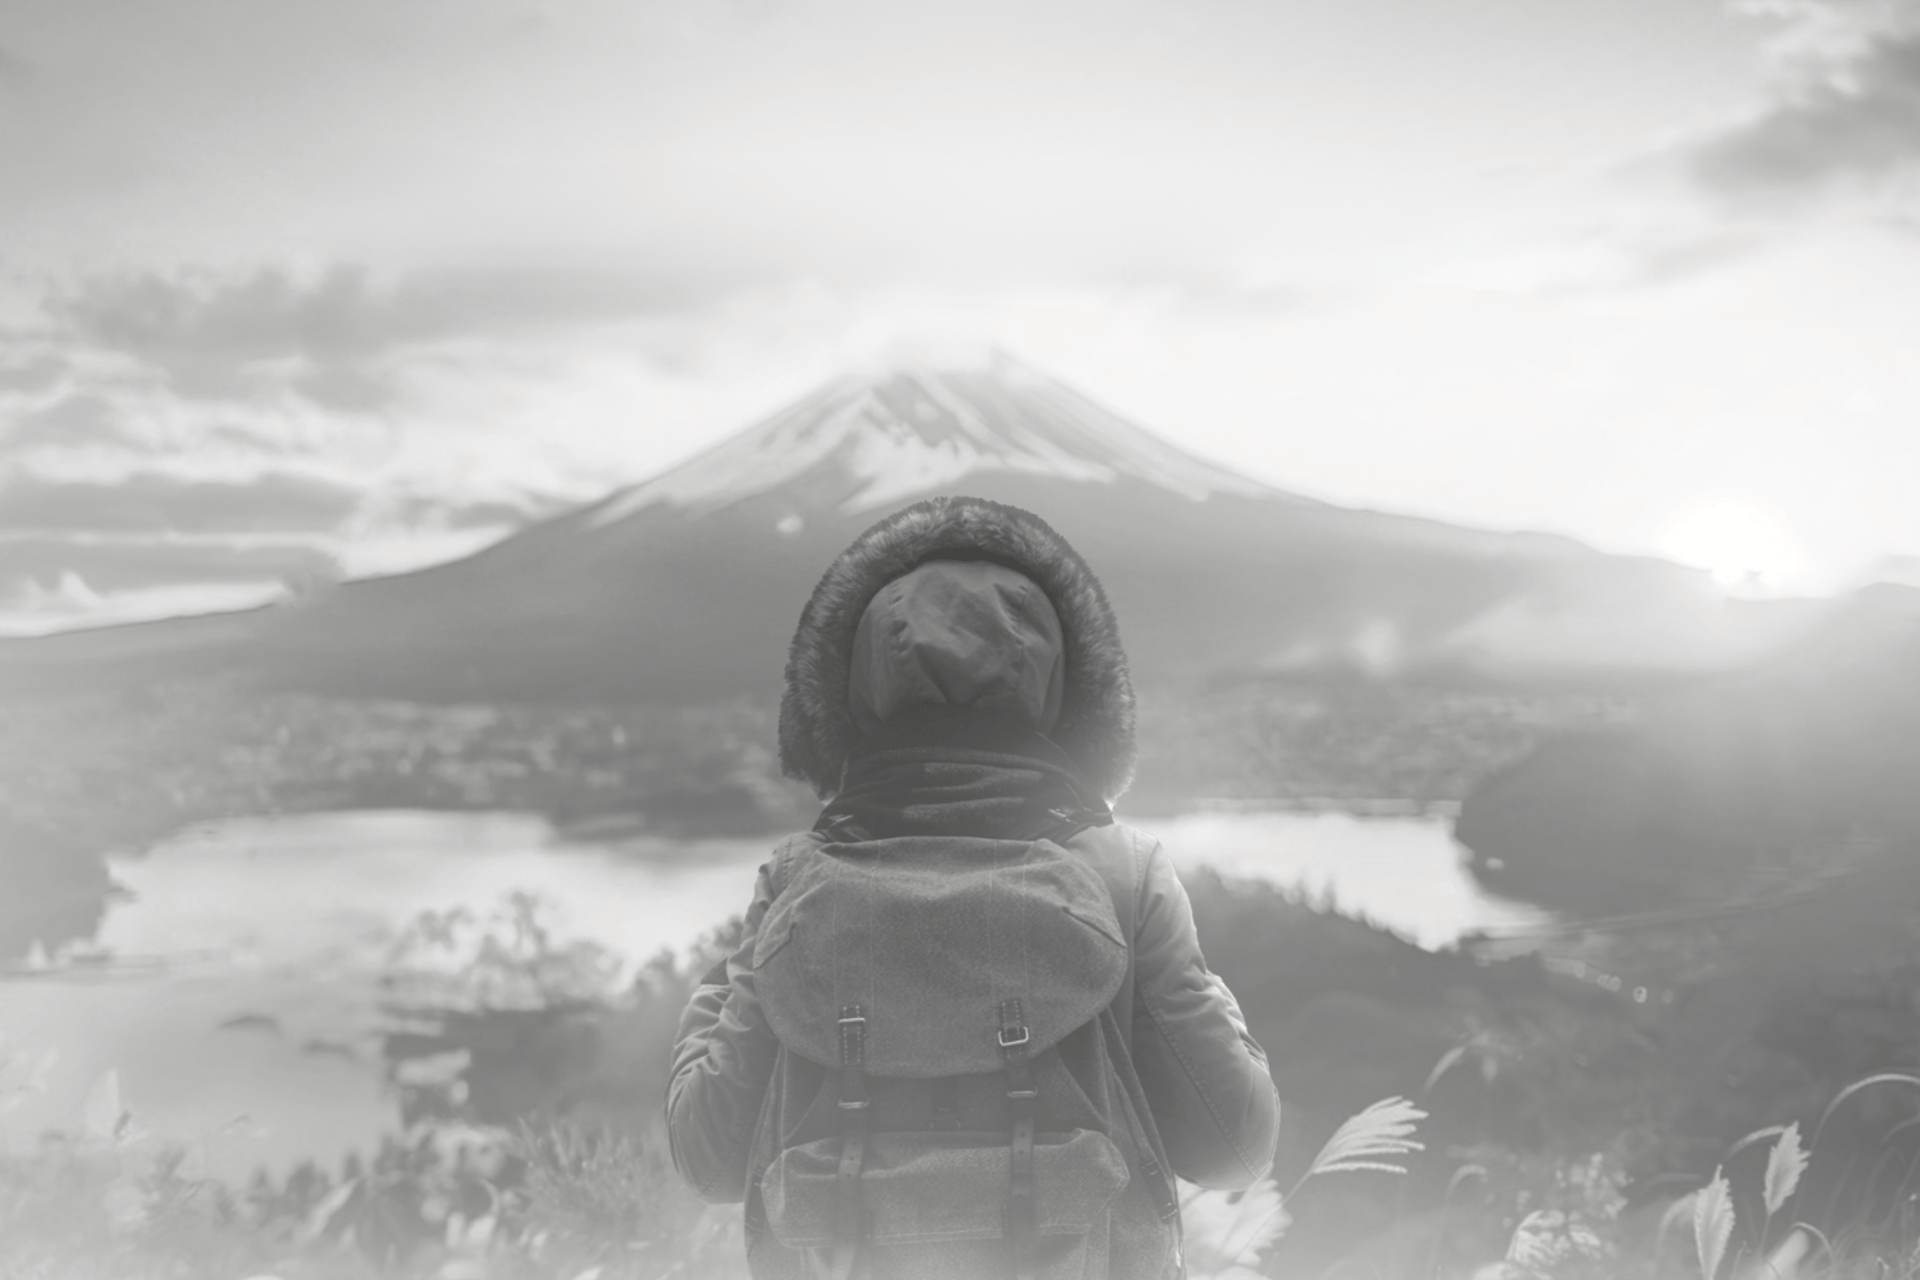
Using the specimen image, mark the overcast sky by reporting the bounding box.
[4,0,1919,632]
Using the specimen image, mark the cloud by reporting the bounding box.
[0,535,339,596]
[6,393,122,448]
[0,573,291,637]
[1689,6,1920,203]
[1117,275,1325,318]
[44,263,743,409]
[0,468,570,633]
[0,469,363,535]
[374,489,577,532]
[0,376,360,466]
[1434,224,1763,296]
[0,262,611,638]
[0,353,66,393]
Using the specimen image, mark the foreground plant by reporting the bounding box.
[515,1117,728,1277]
[1181,1095,1427,1279]
[1640,1073,1920,1280]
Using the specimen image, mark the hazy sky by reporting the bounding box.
[3,0,1919,631]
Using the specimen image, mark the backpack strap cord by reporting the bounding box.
[831,1005,870,1280]
[999,999,1038,1280]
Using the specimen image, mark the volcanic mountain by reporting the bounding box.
[2,354,1810,701]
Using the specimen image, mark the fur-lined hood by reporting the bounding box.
[779,496,1137,801]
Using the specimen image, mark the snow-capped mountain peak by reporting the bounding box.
[589,354,1281,527]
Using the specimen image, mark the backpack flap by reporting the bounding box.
[761,1129,1131,1246]
[754,837,1128,1076]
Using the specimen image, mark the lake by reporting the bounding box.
[0,807,1546,1180]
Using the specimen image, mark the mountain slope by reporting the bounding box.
[1457,582,1920,917]
[2,354,1814,702]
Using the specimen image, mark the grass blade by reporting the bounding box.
[1813,1073,1920,1150]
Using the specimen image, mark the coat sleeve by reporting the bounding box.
[1128,837,1281,1189]
[665,854,783,1203]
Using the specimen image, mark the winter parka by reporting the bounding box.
[665,496,1280,1238]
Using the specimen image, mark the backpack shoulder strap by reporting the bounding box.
[999,998,1039,1280]
[1059,822,1147,940]
[829,1003,870,1280]
[1033,803,1113,846]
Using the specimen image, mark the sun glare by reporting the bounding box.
[1661,501,1806,595]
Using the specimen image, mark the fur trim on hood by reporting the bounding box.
[780,496,1137,801]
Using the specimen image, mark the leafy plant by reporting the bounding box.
[1695,1168,1735,1280]
[1181,1095,1427,1279]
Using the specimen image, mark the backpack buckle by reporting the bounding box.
[837,1013,867,1028]
[997,1025,1030,1048]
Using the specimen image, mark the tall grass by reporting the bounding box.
[15,1073,1920,1279]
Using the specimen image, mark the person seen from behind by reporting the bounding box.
[667,495,1280,1279]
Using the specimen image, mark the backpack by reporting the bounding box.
[741,821,1184,1280]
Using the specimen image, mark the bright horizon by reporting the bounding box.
[5,0,1920,633]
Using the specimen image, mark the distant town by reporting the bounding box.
[0,672,1647,856]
